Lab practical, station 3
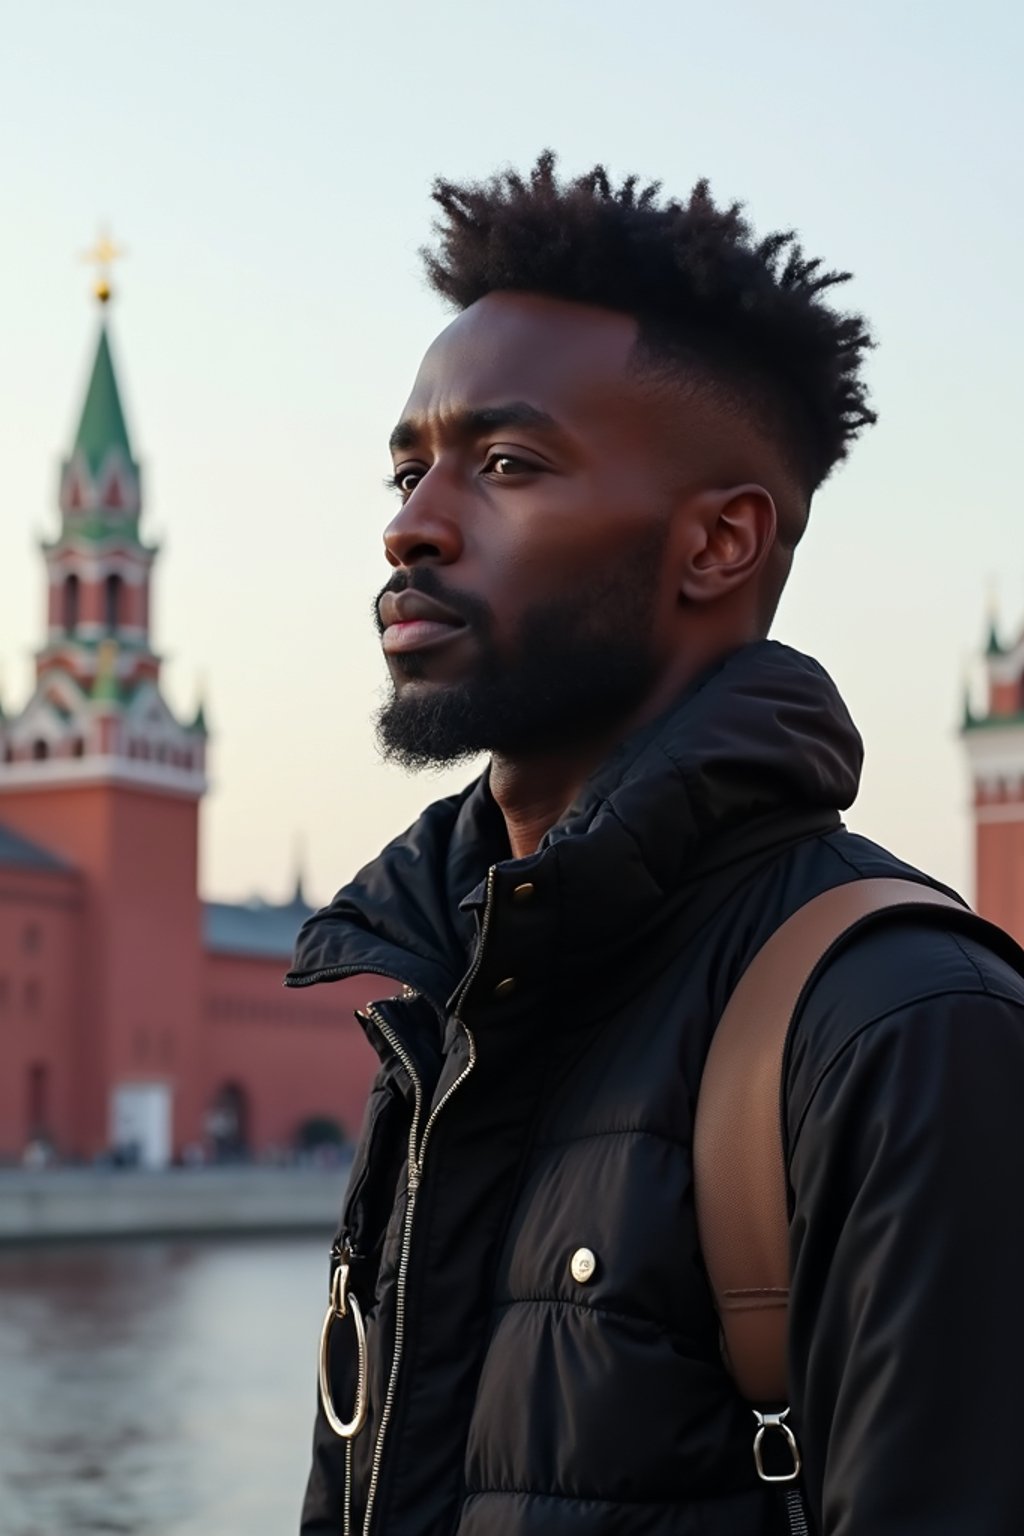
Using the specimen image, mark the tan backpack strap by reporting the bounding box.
[693,877,965,1405]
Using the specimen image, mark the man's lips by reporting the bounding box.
[378,589,468,656]
[382,618,468,655]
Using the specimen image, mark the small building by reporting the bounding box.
[963,613,1024,946]
[0,289,375,1167]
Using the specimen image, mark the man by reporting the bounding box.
[289,155,1024,1534]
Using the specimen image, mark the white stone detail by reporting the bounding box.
[0,755,207,797]
[46,553,150,585]
[964,724,1024,784]
[976,804,1024,824]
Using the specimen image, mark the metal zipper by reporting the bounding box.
[358,1003,423,1536]
[450,865,498,1020]
[359,866,496,1534]
[416,1024,477,1179]
[343,1440,353,1536]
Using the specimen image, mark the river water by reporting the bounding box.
[0,1236,331,1536]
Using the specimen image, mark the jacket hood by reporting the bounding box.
[287,641,863,1009]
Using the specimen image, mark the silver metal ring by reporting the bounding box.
[318,1263,368,1439]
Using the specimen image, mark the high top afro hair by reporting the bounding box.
[423,152,875,498]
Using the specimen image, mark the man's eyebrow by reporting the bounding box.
[388,402,562,454]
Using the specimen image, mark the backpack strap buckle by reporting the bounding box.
[752,1406,802,1484]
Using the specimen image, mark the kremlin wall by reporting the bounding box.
[0,299,376,1168]
[3,287,1024,1174]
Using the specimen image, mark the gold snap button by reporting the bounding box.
[512,882,536,904]
[492,977,517,1000]
[570,1247,597,1284]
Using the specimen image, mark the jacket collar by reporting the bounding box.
[287,641,863,1011]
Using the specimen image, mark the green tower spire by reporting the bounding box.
[984,582,1004,658]
[73,325,133,478]
[291,834,308,908]
[59,292,144,541]
[986,618,1004,658]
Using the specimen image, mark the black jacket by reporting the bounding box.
[288,641,1024,1536]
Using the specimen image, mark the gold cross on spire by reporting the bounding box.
[82,228,125,305]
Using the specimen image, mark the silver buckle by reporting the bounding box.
[752,1406,802,1484]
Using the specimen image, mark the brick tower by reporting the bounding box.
[0,263,208,1160]
[963,608,1024,945]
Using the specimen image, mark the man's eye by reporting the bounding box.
[483,453,530,477]
[388,468,423,497]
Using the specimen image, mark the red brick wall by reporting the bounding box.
[200,953,378,1150]
[976,811,1024,947]
[0,783,389,1163]
[989,679,1023,718]
[0,864,82,1159]
[0,781,202,1156]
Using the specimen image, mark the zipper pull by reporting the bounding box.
[330,1233,362,1279]
[319,1240,369,1441]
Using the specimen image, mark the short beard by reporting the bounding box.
[375,528,668,770]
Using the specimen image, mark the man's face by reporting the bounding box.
[375,291,690,767]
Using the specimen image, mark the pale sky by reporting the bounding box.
[1,0,1021,906]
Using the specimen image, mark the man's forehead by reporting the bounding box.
[397,291,643,435]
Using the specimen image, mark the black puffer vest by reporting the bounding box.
[289,642,890,1536]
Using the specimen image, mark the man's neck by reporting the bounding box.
[488,747,607,860]
[490,687,680,859]
[486,638,754,859]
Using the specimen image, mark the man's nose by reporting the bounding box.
[383,470,464,569]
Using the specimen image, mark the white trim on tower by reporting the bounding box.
[0,755,207,798]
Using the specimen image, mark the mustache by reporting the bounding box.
[372,569,493,636]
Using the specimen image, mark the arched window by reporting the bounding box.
[62,574,80,634]
[104,573,123,634]
[31,740,49,761]
[71,737,85,758]
[206,1082,250,1162]
[26,1060,49,1139]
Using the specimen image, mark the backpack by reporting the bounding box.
[693,877,1024,1529]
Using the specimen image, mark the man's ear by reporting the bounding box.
[677,485,778,604]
